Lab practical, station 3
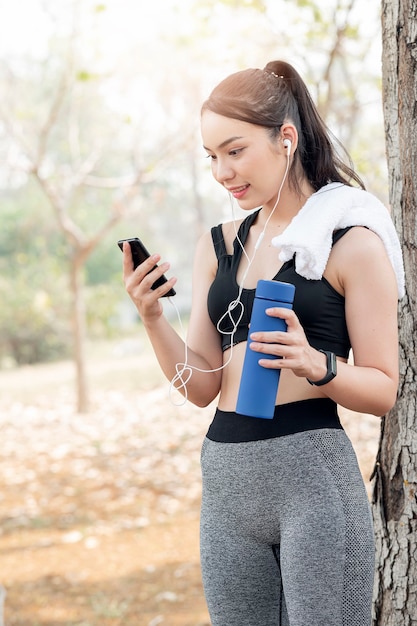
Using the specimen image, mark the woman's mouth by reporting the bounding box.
[228,184,250,199]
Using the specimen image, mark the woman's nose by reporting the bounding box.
[213,159,234,184]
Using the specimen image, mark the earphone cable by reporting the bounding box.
[169,149,291,405]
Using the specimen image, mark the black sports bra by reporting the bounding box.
[207,210,352,358]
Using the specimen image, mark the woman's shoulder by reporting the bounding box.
[331,226,397,294]
[214,210,261,250]
[334,225,388,257]
[204,218,244,255]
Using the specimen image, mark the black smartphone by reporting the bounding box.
[118,237,176,297]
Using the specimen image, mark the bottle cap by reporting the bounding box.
[256,279,295,304]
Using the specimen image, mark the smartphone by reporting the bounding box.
[118,237,176,297]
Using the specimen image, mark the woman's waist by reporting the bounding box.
[218,364,328,411]
[206,397,342,443]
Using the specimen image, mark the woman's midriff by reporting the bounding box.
[217,341,345,411]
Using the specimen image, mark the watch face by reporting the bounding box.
[329,352,337,376]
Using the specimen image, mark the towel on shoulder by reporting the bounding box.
[271,182,405,299]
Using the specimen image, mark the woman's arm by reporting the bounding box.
[123,231,223,407]
[249,227,400,416]
[326,226,399,414]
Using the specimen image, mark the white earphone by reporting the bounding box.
[283,138,292,156]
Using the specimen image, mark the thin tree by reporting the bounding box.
[0,37,171,413]
[372,0,417,623]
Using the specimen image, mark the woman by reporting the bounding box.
[123,60,403,626]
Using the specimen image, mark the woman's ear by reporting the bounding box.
[280,123,298,155]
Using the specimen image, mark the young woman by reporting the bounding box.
[123,60,404,626]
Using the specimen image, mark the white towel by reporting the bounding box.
[271,182,405,299]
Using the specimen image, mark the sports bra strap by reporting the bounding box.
[332,226,353,245]
[211,210,261,261]
[211,225,227,260]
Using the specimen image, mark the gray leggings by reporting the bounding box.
[200,427,375,626]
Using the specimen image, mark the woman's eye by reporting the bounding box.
[204,147,243,160]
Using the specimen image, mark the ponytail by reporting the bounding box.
[202,60,365,192]
[264,61,365,190]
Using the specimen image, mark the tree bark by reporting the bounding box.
[372,0,417,624]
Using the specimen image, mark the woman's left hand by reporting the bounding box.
[248,307,324,380]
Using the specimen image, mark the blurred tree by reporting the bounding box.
[0,189,70,364]
[372,0,417,623]
[0,2,195,411]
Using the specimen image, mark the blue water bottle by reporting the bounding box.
[236,279,295,419]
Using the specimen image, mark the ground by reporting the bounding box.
[0,336,380,626]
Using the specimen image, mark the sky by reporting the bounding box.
[0,0,385,196]
[0,0,381,63]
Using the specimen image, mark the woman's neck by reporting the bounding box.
[260,179,315,229]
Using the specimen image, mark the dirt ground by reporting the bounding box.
[0,338,381,625]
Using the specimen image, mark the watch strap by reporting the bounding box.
[307,350,337,386]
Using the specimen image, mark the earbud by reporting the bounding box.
[283,138,292,156]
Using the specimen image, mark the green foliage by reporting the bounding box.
[76,70,99,82]
[0,184,71,366]
[0,269,71,366]
[85,282,126,339]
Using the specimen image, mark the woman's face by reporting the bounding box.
[201,111,287,211]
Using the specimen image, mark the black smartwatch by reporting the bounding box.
[307,350,337,386]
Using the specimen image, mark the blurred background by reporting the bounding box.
[0,0,385,624]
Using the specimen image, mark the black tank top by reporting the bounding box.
[207,210,351,358]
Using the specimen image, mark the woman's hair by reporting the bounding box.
[201,60,365,192]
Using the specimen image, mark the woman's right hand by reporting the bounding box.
[122,242,177,324]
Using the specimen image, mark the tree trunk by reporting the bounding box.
[70,256,89,414]
[372,0,417,624]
